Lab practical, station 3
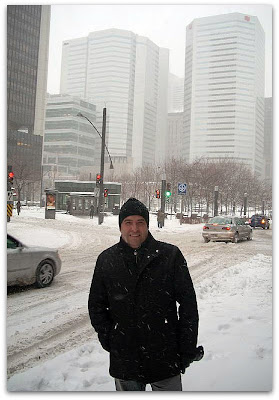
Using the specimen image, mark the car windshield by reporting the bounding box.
[208,217,232,225]
[252,215,265,220]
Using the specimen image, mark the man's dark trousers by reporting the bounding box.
[115,375,182,391]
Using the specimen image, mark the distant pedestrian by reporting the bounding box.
[66,200,71,214]
[89,204,94,219]
[88,197,202,391]
[157,209,164,228]
[16,201,21,216]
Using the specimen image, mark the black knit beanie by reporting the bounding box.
[119,198,149,228]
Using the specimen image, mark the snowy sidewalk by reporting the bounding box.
[7,253,272,392]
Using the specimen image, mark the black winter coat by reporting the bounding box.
[88,232,199,384]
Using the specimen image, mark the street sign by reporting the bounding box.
[7,191,13,202]
[178,183,187,195]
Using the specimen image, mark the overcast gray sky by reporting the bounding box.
[46,3,272,97]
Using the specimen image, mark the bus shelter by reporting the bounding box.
[68,192,96,216]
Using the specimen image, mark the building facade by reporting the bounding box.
[264,97,272,184]
[166,112,184,161]
[60,28,169,170]
[7,5,50,195]
[132,37,169,168]
[42,94,98,189]
[183,13,265,177]
[168,73,184,113]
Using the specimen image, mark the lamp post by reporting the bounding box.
[77,108,113,225]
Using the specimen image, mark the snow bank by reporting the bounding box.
[7,252,272,393]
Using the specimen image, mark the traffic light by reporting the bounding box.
[156,189,160,199]
[96,173,101,187]
[8,171,14,185]
[166,183,172,198]
[104,188,108,197]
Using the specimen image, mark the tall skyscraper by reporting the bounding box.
[183,13,265,177]
[264,97,272,184]
[167,112,184,160]
[132,37,169,168]
[60,28,169,170]
[7,5,51,188]
[168,73,184,113]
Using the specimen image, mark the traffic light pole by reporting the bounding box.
[161,178,166,227]
[7,165,14,222]
[98,108,106,225]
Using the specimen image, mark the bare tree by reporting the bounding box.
[11,160,41,203]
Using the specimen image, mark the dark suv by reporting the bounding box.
[249,215,270,229]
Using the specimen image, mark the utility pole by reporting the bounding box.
[214,186,219,217]
[7,165,14,222]
[244,193,248,217]
[98,108,106,225]
[161,173,166,227]
[77,108,113,225]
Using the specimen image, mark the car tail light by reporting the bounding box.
[203,226,209,230]
[222,226,231,230]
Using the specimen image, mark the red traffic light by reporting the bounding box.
[96,173,101,187]
[104,188,108,197]
[8,172,14,179]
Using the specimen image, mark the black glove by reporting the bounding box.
[193,345,204,361]
[98,332,110,352]
[180,346,204,374]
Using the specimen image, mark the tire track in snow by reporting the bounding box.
[7,313,95,377]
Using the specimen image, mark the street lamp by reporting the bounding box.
[77,109,114,225]
[77,111,114,170]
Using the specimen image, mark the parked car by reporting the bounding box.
[7,234,62,288]
[202,216,252,243]
[249,215,270,229]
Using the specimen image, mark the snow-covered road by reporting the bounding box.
[6,208,273,392]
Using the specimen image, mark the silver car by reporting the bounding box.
[7,234,62,288]
[202,216,252,243]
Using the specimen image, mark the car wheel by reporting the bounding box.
[233,233,239,243]
[36,261,54,288]
[203,237,210,243]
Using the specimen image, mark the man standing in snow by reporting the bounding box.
[88,198,201,391]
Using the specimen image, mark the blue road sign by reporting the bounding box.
[178,183,187,195]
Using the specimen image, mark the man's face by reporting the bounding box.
[120,215,148,249]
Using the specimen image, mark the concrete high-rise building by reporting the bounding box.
[60,28,169,170]
[168,73,184,113]
[132,37,169,168]
[264,97,272,184]
[7,5,51,193]
[183,13,265,177]
[42,94,98,187]
[155,48,169,166]
[167,112,184,160]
